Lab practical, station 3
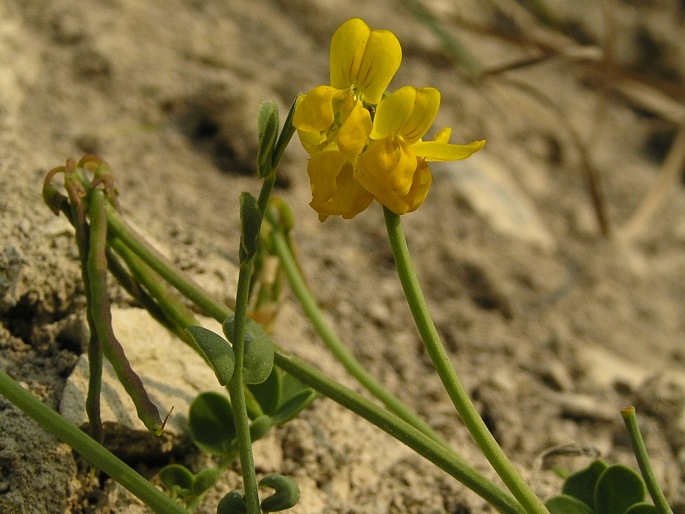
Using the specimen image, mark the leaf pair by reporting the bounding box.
[185,314,275,387]
[186,371,317,459]
[217,474,300,513]
[158,464,220,510]
[546,460,658,514]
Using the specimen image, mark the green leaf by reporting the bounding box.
[595,464,646,514]
[248,414,272,442]
[257,101,279,178]
[247,367,282,415]
[259,474,300,512]
[191,467,220,496]
[239,192,262,263]
[280,372,310,402]
[271,95,299,169]
[223,315,275,384]
[271,388,317,426]
[158,464,193,494]
[188,392,236,456]
[545,494,594,514]
[563,459,608,508]
[217,490,247,514]
[624,503,659,514]
[185,326,235,386]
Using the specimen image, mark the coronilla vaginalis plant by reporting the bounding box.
[0,17,673,514]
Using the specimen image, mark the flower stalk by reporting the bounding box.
[266,214,448,447]
[383,206,549,514]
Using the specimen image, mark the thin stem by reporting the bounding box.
[84,193,104,444]
[621,407,673,514]
[229,172,279,513]
[228,262,260,514]
[383,207,548,514]
[273,350,524,514]
[104,207,229,322]
[269,225,448,447]
[96,199,523,512]
[0,369,186,514]
[109,236,198,347]
[87,191,163,435]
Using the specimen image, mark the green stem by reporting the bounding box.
[383,207,548,514]
[621,407,673,514]
[96,199,523,512]
[273,349,523,514]
[109,236,198,346]
[65,171,104,443]
[104,207,229,322]
[228,261,260,514]
[0,369,186,514]
[269,225,447,447]
[86,190,164,435]
[83,196,104,445]
[230,172,279,514]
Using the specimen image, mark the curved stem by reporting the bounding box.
[383,207,548,514]
[94,197,525,512]
[0,369,186,514]
[269,226,447,447]
[273,349,523,514]
[621,407,673,514]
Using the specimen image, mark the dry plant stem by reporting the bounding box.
[495,77,611,238]
[619,117,685,242]
[621,407,673,514]
[383,206,549,514]
[400,0,482,79]
[268,224,449,447]
[0,369,186,514]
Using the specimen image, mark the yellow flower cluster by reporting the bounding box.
[293,18,485,221]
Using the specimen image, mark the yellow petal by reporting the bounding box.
[330,18,371,91]
[356,138,416,200]
[336,100,372,158]
[399,87,440,143]
[296,127,327,155]
[307,150,347,205]
[370,86,416,140]
[403,159,432,213]
[412,139,485,162]
[355,29,402,104]
[293,86,338,132]
[434,127,451,143]
[307,150,373,220]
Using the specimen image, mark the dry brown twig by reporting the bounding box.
[435,0,684,240]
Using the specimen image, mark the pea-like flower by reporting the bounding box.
[293,18,484,221]
[293,18,401,221]
[356,86,485,214]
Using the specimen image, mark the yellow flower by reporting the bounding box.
[306,150,374,221]
[292,18,401,221]
[355,86,485,215]
[292,18,484,220]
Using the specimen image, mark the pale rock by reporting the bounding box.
[436,153,555,250]
[60,308,225,459]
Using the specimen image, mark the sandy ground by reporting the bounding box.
[2,0,685,512]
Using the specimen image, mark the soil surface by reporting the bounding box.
[2,0,685,513]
